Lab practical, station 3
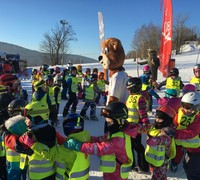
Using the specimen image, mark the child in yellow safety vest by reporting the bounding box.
[95,71,109,105]
[171,92,200,179]
[156,68,184,96]
[80,74,102,121]
[64,102,133,180]
[126,77,149,172]
[124,105,176,180]
[190,64,200,92]
[18,113,91,180]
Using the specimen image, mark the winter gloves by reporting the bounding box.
[63,138,83,151]
[19,132,35,147]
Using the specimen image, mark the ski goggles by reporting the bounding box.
[181,102,195,110]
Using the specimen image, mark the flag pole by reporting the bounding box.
[98,12,108,81]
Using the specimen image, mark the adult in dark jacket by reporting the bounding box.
[148,50,160,81]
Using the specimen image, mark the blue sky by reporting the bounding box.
[0,0,199,60]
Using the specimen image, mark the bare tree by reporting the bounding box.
[131,23,161,59]
[173,14,190,53]
[40,23,77,65]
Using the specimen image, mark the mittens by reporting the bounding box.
[19,132,35,147]
[63,138,83,151]
[161,127,175,138]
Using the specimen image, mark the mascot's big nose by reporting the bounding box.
[98,55,103,62]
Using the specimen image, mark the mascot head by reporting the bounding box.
[98,38,125,70]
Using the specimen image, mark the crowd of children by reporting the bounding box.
[1,61,200,180]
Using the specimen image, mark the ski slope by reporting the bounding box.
[21,49,200,179]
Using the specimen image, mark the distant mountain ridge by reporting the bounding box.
[0,41,97,66]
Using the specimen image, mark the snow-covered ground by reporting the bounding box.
[21,48,200,180]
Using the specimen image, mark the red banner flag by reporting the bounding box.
[159,0,173,77]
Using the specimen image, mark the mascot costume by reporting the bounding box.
[98,37,129,104]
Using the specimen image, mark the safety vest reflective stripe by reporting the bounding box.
[121,166,132,173]
[175,136,200,148]
[145,145,165,167]
[30,159,52,165]
[70,167,90,178]
[127,107,139,119]
[100,160,116,167]
[56,173,64,180]
[56,162,65,180]
[6,149,20,162]
[146,151,165,161]
[29,165,55,173]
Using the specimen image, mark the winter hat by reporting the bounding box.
[27,115,44,125]
[156,110,172,122]
[5,115,27,136]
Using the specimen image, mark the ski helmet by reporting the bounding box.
[85,68,91,74]
[24,101,49,122]
[54,66,60,73]
[165,89,177,98]
[126,77,142,93]
[90,74,98,82]
[143,65,150,74]
[169,68,179,77]
[8,99,27,117]
[42,64,49,71]
[63,113,84,136]
[92,68,98,73]
[101,102,128,120]
[155,105,176,129]
[182,84,196,94]
[181,92,200,111]
[193,64,200,77]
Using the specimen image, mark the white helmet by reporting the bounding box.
[181,92,200,110]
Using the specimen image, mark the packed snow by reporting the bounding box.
[21,47,200,180]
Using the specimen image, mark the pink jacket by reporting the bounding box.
[158,97,181,113]
[80,133,129,180]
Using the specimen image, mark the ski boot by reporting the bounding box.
[82,115,90,120]
[170,161,178,173]
[90,116,99,121]
[62,108,68,117]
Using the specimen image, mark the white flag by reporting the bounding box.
[98,12,104,41]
